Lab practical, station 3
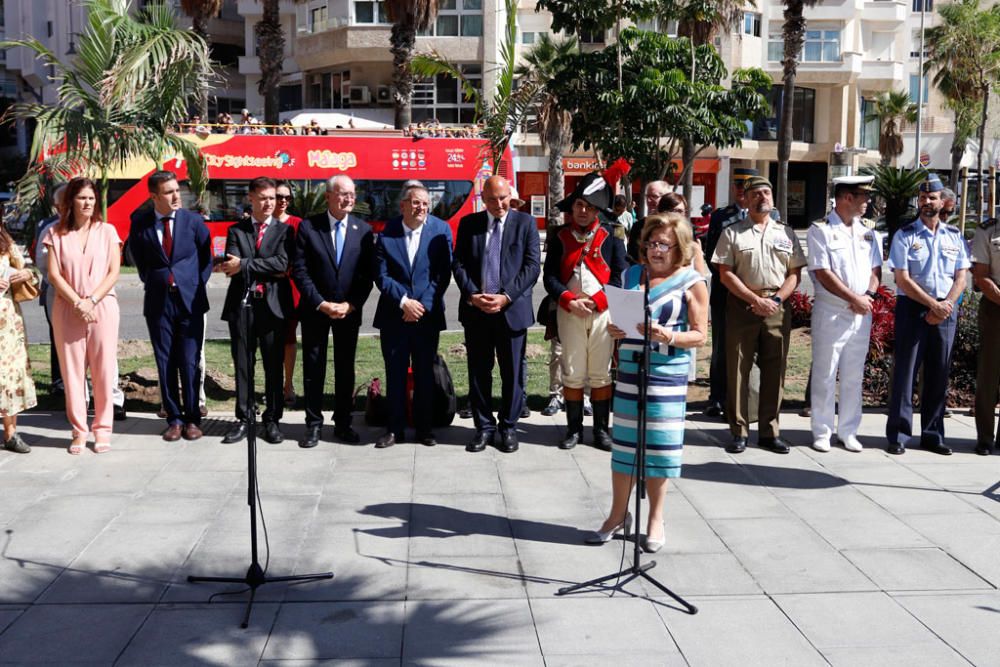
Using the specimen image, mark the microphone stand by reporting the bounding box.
[557,266,697,614]
[188,262,333,628]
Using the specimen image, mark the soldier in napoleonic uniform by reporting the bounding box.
[971,216,1000,455]
[885,174,971,456]
[805,176,882,453]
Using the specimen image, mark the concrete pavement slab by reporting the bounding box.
[712,516,876,594]
[658,596,826,666]
[636,552,762,597]
[262,601,404,661]
[531,597,681,658]
[116,603,278,666]
[405,556,528,600]
[895,591,1000,666]
[0,605,24,634]
[841,547,991,591]
[401,599,541,664]
[0,603,152,664]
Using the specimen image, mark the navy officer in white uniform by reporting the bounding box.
[806,175,882,453]
[885,174,970,455]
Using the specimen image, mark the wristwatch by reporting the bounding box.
[769,295,782,305]
[864,290,877,299]
[88,295,99,305]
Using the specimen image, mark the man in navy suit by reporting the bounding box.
[453,176,540,453]
[292,174,375,448]
[372,184,453,448]
[217,177,295,445]
[129,170,212,441]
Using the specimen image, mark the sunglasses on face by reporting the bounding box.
[645,241,675,253]
[275,194,291,201]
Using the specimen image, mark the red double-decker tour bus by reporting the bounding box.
[101,131,513,252]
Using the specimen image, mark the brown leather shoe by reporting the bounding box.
[182,423,203,441]
[162,424,183,442]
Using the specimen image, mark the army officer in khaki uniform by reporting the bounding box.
[972,217,1000,455]
[711,176,807,454]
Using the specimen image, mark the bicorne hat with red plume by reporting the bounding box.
[555,158,631,216]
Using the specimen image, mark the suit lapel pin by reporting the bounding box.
[351,224,358,230]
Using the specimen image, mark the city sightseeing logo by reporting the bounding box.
[205,151,295,170]
[307,150,359,171]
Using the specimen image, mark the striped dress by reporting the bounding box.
[612,265,705,479]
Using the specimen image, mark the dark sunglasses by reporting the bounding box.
[275,194,292,201]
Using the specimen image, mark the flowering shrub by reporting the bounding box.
[787,290,813,329]
[948,290,981,406]
[863,286,897,405]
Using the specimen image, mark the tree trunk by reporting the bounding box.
[950,109,964,190]
[777,75,795,223]
[255,0,284,126]
[681,139,695,203]
[547,139,566,229]
[978,84,990,221]
[193,16,210,119]
[391,22,417,129]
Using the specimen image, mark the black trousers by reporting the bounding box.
[465,317,526,435]
[301,317,360,429]
[229,300,284,425]
[708,272,728,405]
[380,324,439,438]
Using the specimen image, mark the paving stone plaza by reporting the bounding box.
[0,408,998,665]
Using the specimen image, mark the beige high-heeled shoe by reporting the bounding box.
[643,522,665,553]
[585,512,633,544]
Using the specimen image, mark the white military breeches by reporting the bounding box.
[810,302,872,441]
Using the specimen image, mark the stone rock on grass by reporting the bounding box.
[117,340,153,359]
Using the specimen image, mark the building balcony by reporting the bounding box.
[858,59,906,88]
[768,0,863,22]
[236,0,297,16]
[239,55,300,76]
[862,0,908,24]
[295,25,482,71]
[765,52,863,85]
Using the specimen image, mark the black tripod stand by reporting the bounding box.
[556,269,697,614]
[188,278,333,628]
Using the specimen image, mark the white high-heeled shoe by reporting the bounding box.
[644,522,665,553]
[584,512,633,544]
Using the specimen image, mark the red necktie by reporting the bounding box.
[161,217,174,286]
[254,221,266,294]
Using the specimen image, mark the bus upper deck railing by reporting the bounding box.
[175,122,487,139]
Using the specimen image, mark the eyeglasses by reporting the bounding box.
[644,241,675,253]
[275,194,291,201]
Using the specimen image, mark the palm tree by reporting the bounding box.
[860,164,928,240]
[0,0,214,215]
[865,90,918,167]
[776,0,818,223]
[516,35,578,229]
[385,1,440,130]
[255,0,284,126]
[924,0,1000,219]
[180,0,223,119]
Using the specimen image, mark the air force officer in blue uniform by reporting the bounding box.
[886,174,970,455]
[372,184,453,449]
[452,176,540,454]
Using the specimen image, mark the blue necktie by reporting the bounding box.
[333,220,343,266]
[484,217,501,294]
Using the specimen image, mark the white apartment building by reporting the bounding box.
[1,0,981,223]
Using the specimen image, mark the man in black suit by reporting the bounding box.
[292,175,374,448]
[453,176,540,453]
[372,184,453,448]
[129,170,212,442]
[217,177,295,444]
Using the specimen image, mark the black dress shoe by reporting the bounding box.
[466,431,494,453]
[300,426,321,449]
[887,442,906,455]
[417,433,437,447]
[458,407,473,419]
[758,437,791,454]
[333,425,361,444]
[975,441,994,456]
[375,432,399,449]
[498,431,519,453]
[262,422,284,444]
[726,436,747,454]
[703,402,723,417]
[559,431,582,450]
[919,440,952,456]
[222,422,249,444]
[520,404,531,419]
[113,404,127,421]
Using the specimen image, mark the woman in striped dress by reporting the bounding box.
[586,213,708,552]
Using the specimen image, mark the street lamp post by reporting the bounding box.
[915,0,926,168]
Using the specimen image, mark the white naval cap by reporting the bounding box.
[832,175,874,191]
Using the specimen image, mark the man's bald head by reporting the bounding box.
[482,176,512,219]
[644,180,671,213]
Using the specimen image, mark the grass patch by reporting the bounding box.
[28,328,811,413]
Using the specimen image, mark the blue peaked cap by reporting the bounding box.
[919,174,944,193]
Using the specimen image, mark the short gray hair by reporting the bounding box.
[940,187,956,202]
[400,180,427,203]
[325,174,355,192]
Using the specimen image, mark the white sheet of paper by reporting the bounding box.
[605,284,647,335]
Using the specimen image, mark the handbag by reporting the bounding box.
[4,252,39,303]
